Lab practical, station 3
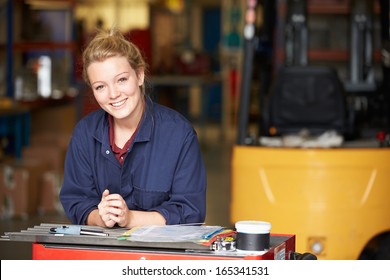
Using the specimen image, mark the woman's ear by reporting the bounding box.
[137,68,145,86]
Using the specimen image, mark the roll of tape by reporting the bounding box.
[235,220,272,252]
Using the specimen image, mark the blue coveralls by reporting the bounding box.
[60,98,206,225]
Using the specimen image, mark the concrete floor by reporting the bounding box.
[0,124,236,259]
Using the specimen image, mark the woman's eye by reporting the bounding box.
[118,77,128,83]
[95,85,104,91]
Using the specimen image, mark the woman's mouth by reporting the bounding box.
[111,99,127,107]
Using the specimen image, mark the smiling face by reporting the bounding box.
[87,56,145,122]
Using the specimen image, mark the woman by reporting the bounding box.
[59,27,206,228]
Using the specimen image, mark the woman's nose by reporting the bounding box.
[108,85,120,98]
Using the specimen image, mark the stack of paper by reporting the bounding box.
[119,225,226,243]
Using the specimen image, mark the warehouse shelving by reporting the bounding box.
[1,0,76,99]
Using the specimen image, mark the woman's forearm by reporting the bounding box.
[87,208,166,228]
[86,209,106,227]
[125,210,166,228]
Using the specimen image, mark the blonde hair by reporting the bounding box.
[82,27,147,94]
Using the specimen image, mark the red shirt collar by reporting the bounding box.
[108,114,139,165]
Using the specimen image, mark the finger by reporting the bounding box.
[105,193,124,201]
[108,213,121,224]
[105,199,124,209]
[107,207,124,217]
[98,200,109,212]
[101,189,110,201]
[104,219,116,228]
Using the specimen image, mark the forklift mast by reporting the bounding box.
[284,0,308,67]
[345,0,376,92]
[237,0,390,145]
[236,0,259,145]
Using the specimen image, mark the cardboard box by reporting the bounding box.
[0,159,48,219]
[22,145,66,174]
[30,131,72,151]
[38,171,64,215]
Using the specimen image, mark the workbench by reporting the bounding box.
[2,223,296,260]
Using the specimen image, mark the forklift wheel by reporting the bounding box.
[290,252,317,260]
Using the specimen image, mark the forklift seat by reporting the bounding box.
[263,66,350,136]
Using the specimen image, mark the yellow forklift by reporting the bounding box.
[230,0,390,259]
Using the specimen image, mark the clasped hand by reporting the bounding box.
[98,189,129,228]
